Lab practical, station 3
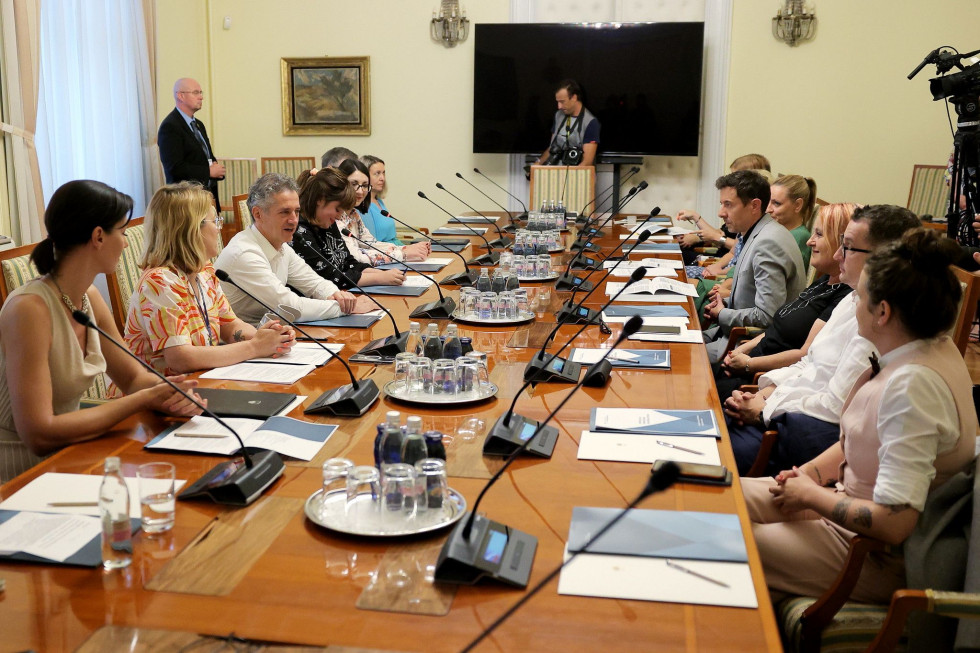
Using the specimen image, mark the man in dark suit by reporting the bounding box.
[158,78,225,208]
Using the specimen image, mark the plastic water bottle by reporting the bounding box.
[459,337,473,357]
[556,200,566,229]
[422,323,443,359]
[423,431,447,461]
[476,268,492,292]
[379,411,404,465]
[441,324,463,359]
[491,267,508,293]
[400,416,428,467]
[405,321,422,355]
[100,457,132,570]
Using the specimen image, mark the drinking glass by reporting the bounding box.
[535,254,552,278]
[380,463,418,520]
[393,352,416,390]
[345,466,381,518]
[477,292,496,320]
[464,351,491,388]
[497,291,517,320]
[513,288,530,315]
[407,357,432,395]
[459,287,479,318]
[322,458,354,496]
[414,459,448,512]
[137,462,175,534]
[431,358,458,397]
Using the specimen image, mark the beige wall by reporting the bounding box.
[156,0,511,231]
[727,0,980,206]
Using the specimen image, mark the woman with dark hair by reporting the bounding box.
[743,228,976,604]
[336,159,429,264]
[359,154,403,246]
[0,180,203,482]
[292,168,405,288]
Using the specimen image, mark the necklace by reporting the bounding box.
[50,276,91,315]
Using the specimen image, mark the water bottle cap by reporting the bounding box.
[104,456,121,471]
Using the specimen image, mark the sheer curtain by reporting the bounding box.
[35,0,153,215]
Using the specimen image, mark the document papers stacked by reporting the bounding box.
[603,257,683,271]
[201,342,344,384]
[579,408,721,465]
[432,226,488,235]
[605,278,698,303]
[297,311,384,329]
[352,275,433,296]
[146,416,337,461]
[558,508,757,608]
[568,348,670,370]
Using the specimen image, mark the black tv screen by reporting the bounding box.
[473,22,704,157]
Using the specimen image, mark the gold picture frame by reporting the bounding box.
[281,56,371,136]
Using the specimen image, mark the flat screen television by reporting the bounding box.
[473,22,704,157]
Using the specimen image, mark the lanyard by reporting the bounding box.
[193,277,214,346]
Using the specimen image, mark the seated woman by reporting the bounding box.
[768,174,816,269]
[125,182,295,375]
[337,159,430,264]
[742,228,976,604]
[0,180,203,483]
[715,203,856,398]
[292,168,406,289]
[359,154,404,246]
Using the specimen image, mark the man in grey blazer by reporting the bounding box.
[703,171,806,363]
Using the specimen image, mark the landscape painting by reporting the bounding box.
[281,57,370,135]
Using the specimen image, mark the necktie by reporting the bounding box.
[190,120,211,160]
[868,352,881,378]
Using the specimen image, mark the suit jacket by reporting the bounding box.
[704,214,806,362]
[158,108,220,208]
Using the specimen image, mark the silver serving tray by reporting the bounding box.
[452,310,535,326]
[383,380,498,406]
[305,487,467,537]
[517,273,560,283]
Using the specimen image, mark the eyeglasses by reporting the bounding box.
[349,182,370,191]
[202,216,225,228]
[179,90,204,96]
[839,236,871,258]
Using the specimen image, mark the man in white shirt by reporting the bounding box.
[216,173,375,326]
[722,204,921,475]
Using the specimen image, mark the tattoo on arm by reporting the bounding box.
[812,466,824,486]
[233,329,244,342]
[854,506,872,529]
[886,503,913,515]
[830,497,852,526]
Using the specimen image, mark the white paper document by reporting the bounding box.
[0,512,102,562]
[603,257,683,271]
[148,415,336,461]
[434,226,488,235]
[620,223,667,236]
[0,472,186,519]
[606,266,676,278]
[200,362,315,385]
[591,408,720,437]
[629,328,704,344]
[558,549,757,609]
[403,275,435,288]
[577,431,721,464]
[601,315,689,328]
[249,342,344,366]
[606,278,698,299]
[620,233,672,241]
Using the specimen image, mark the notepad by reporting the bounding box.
[146,416,337,460]
[568,348,670,369]
[577,431,720,464]
[249,342,343,366]
[589,408,720,438]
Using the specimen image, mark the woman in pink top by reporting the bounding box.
[743,228,976,603]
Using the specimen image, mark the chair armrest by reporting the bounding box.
[745,430,778,477]
[738,385,759,393]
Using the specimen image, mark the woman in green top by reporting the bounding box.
[767,174,816,270]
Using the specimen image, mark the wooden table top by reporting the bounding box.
[0,213,782,652]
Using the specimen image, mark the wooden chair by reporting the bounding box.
[907,164,947,220]
[106,217,146,333]
[0,243,40,305]
[950,266,980,355]
[529,165,595,217]
[260,156,315,179]
[216,157,257,224]
[220,193,251,245]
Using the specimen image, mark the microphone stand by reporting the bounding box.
[434,316,645,588]
[576,165,641,221]
[570,181,648,253]
[343,228,457,320]
[436,182,512,248]
[215,270,380,416]
[418,191,500,266]
[71,310,285,506]
[473,166,529,222]
[456,171,519,233]
[380,209,478,286]
[569,206,660,272]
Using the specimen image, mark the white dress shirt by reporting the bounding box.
[758,293,876,424]
[215,225,342,325]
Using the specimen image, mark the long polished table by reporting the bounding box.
[0,213,782,652]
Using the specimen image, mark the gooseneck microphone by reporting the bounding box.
[71,310,284,506]
[570,182,648,254]
[459,460,680,652]
[473,166,529,221]
[455,171,518,232]
[418,191,500,266]
[215,270,380,416]
[434,316,645,589]
[577,165,641,219]
[342,228,456,320]
[435,181,511,248]
[380,209,477,286]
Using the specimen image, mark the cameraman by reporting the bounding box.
[534,79,600,167]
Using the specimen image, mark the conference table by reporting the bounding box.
[0,213,782,652]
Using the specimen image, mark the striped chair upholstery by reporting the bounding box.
[106,217,146,333]
[529,165,595,217]
[237,196,253,231]
[0,243,41,304]
[778,596,904,653]
[907,164,947,220]
[260,156,315,179]
[217,157,258,224]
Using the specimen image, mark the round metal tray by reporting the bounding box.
[452,310,535,326]
[305,487,467,537]
[517,273,560,283]
[383,380,498,406]
[511,247,565,255]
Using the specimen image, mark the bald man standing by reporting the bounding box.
[158,77,225,208]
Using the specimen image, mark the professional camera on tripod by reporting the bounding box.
[909,46,980,246]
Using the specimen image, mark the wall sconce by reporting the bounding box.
[772,0,816,47]
[431,0,469,48]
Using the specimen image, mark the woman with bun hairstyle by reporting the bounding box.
[359,154,404,246]
[0,180,203,483]
[742,228,977,603]
[768,174,817,268]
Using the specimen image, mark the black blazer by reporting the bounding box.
[158,108,220,207]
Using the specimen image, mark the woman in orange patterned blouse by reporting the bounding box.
[125,183,295,374]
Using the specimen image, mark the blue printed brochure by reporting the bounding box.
[589,408,719,438]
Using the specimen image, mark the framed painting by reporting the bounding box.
[281,56,370,135]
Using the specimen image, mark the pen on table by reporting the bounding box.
[174,433,229,439]
[655,440,703,456]
[47,501,98,507]
[665,559,730,588]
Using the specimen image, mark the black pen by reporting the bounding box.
[665,559,729,588]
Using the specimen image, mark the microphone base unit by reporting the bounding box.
[409,296,457,320]
[304,379,380,417]
[555,302,602,325]
[485,237,513,249]
[466,251,501,266]
[569,256,600,271]
[438,270,478,287]
[357,331,409,357]
[554,273,594,293]
[569,241,601,253]
[579,228,605,239]
[178,449,285,507]
[501,223,519,233]
[523,351,583,384]
[581,359,614,388]
[483,413,559,458]
[434,512,537,587]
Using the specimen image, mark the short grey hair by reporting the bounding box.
[321,146,357,169]
[247,173,300,213]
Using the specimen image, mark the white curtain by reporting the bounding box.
[35,0,152,215]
